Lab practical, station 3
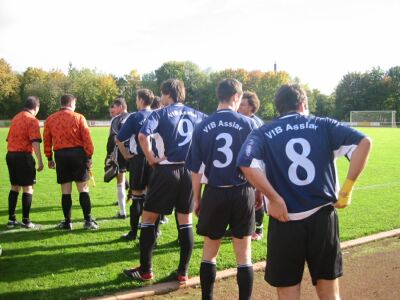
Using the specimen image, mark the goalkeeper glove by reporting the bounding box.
[336,179,355,208]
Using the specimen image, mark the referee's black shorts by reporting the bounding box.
[197,184,255,240]
[54,147,89,184]
[128,153,151,191]
[265,205,342,287]
[6,152,36,186]
[144,164,192,215]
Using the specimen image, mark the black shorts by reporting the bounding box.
[144,164,193,215]
[54,147,89,184]
[128,154,151,191]
[6,152,36,186]
[265,205,342,287]
[116,149,128,173]
[197,184,255,240]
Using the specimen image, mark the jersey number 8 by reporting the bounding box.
[285,138,315,186]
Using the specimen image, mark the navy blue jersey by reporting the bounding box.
[186,109,255,187]
[237,113,366,219]
[117,109,152,155]
[251,114,264,128]
[140,103,207,164]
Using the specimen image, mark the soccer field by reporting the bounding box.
[0,127,399,299]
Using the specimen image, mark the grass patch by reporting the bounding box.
[0,127,399,299]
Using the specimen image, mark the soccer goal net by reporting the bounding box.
[349,111,397,127]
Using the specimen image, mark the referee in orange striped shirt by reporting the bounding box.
[6,96,43,229]
[44,94,98,230]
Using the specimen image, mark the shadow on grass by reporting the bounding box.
[0,276,144,300]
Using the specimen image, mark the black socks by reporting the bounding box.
[79,192,92,222]
[8,190,19,220]
[200,261,216,300]
[62,194,72,223]
[178,224,193,275]
[237,265,254,300]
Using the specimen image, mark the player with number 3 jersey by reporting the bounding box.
[186,79,259,300]
[237,84,372,300]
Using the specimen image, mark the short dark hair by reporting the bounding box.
[160,79,185,103]
[274,84,307,115]
[216,79,243,103]
[24,96,40,110]
[243,91,260,114]
[60,94,76,106]
[112,97,127,110]
[151,96,162,109]
[137,89,155,106]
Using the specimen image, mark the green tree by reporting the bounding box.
[0,58,21,118]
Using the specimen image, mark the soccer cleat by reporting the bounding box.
[251,232,263,241]
[21,220,37,229]
[114,212,127,219]
[121,230,136,241]
[176,271,189,283]
[123,267,153,281]
[84,220,99,230]
[56,220,73,230]
[6,220,19,229]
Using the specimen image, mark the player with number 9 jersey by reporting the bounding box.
[140,102,207,164]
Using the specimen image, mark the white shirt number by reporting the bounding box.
[285,138,315,186]
[213,133,233,168]
[177,119,194,146]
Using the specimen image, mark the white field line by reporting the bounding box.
[354,181,400,190]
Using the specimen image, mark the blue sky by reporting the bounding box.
[1,0,399,94]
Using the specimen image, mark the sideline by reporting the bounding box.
[88,228,400,300]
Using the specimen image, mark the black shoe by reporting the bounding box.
[56,220,73,230]
[6,219,19,229]
[21,220,37,229]
[121,231,136,241]
[84,220,99,230]
[114,212,127,219]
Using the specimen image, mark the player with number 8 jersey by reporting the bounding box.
[237,84,372,299]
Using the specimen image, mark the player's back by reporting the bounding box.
[141,103,206,163]
[189,109,254,187]
[256,113,364,214]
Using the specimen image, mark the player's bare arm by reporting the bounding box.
[115,138,133,161]
[240,167,289,222]
[138,133,165,166]
[191,172,203,217]
[32,141,44,172]
[335,137,372,209]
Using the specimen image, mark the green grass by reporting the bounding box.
[0,127,399,299]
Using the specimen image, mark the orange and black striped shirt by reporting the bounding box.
[7,110,42,153]
[43,108,94,160]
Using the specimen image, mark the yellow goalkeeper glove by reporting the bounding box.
[336,179,355,208]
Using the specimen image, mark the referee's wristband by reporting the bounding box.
[47,157,53,161]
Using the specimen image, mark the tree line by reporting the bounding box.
[1,58,399,121]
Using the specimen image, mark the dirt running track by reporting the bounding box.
[151,237,400,300]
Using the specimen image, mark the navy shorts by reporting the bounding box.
[144,164,193,215]
[197,184,255,240]
[265,205,342,286]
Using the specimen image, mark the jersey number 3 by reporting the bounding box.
[285,138,315,186]
[213,133,233,168]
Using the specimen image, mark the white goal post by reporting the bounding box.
[349,111,397,127]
